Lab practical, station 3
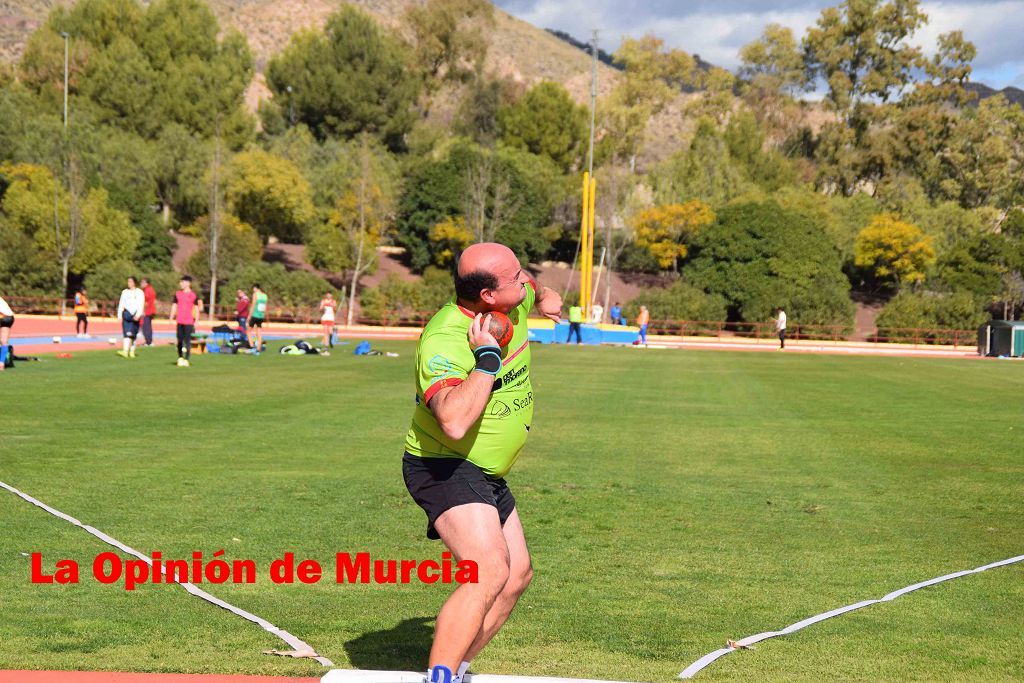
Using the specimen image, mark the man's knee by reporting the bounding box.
[504,560,532,598]
[476,554,511,600]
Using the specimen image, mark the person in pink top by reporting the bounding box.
[169,275,201,367]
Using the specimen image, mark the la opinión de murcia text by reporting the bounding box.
[30,551,479,590]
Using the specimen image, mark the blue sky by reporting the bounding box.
[495,0,1024,90]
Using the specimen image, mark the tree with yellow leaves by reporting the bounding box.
[429,216,473,267]
[854,214,936,288]
[630,200,715,272]
[2,162,137,303]
[225,149,315,243]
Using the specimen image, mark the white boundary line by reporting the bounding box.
[1,479,334,667]
[322,670,635,683]
[678,554,1024,679]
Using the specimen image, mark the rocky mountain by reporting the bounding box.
[964,82,1024,107]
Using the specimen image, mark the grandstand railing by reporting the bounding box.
[5,296,976,347]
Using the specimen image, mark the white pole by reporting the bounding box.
[591,246,606,311]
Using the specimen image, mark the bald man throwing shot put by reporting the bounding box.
[403,242,562,683]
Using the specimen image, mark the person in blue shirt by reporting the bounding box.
[610,302,622,325]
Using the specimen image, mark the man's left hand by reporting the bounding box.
[536,287,563,323]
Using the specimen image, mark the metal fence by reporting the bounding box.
[647,319,853,342]
[869,327,977,347]
[5,296,977,346]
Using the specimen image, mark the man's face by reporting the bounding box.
[483,255,529,313]
[127,278,135,289]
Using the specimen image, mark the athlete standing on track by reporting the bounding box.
[248,284,268,354]
[319,291,337,350]
[116,277,145,359]
[73,287,89,337]
[403,242,562,683]
[170,275,200,367]
[0,294,14,371]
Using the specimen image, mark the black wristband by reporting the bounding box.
[473,345,502,375]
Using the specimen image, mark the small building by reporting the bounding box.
[978,320,1024,357]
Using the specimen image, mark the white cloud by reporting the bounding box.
[917,2,1024,84]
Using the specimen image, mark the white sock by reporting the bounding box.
[122,338,130,353]
[456,661,471,680]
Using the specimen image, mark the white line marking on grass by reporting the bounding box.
[1,479,334,667]
[678,554,1024,679]
[322,670,637,683]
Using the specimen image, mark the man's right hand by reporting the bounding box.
[469,313,499,349]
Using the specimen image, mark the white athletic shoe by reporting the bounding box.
[176,358,185,367]
[427,665,453,683]
[182,358,190,367]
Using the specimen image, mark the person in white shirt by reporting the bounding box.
[319,291,337,350]
[774,306,787,350]
[0,295,14,371]
[116,277,146,359]
[591,303,604,324]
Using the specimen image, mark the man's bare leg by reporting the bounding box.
[463,508,532,661]
[430,503,511,669]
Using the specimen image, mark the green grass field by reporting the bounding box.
[1,342,1022,682]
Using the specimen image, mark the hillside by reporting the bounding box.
[0,0,620,98]
[4,1,1015,170]
[965,82,1024,107]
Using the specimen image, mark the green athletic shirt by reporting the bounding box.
[405,282,537,478]
[253,292,268,317]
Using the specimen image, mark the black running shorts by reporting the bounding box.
[402,452,516,540]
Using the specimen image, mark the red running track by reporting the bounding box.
[4,315,984,361]
[4,316,421,356]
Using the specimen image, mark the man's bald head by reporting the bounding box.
[454,242,528,311]
[457,243,517,279]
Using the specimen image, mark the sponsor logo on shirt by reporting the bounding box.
[427,354,455,378]
[499,364,527,386]
[490,401,511,418]
[488,392,532,419]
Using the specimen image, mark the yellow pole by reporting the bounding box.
[580,172,590,319]
[587,176,597,319]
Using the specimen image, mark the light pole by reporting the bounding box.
[286,85,295,126]
[61,32,69,129]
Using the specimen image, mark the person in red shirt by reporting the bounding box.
[140,277,158,346]
[235,289,249,334]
